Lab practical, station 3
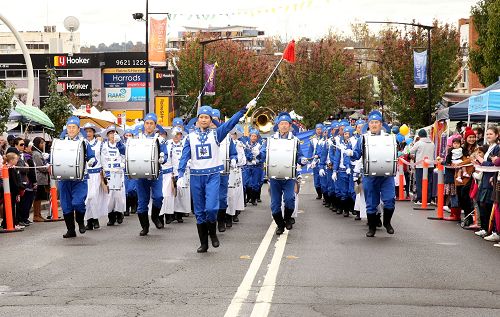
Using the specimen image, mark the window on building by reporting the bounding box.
[67,69,83,77]
[26,43,49,50]
[55,69,68,77]
[0,44,16,51]
[0,71,6,79]
[463,68,468,84]
[6,70,23,78]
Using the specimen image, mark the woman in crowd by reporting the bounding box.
[31,137,50,222]
[456,128,478,227]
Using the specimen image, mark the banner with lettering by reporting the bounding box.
[413,50,428,89]
[149,18,167,67]
[204,63,216,96]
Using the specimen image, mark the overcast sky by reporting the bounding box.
[0,0,479,46]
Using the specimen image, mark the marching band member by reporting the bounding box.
[123,129,138,216]
[135,113,168,236]
[319,122,338,210]
[82,123,108,230]
[56,116,97,238]
[351,120,365,220]
[330,120,349,214]
[163,127,185,223]
[177,101,255,253]
[171,128,191,219]
[332,126,356,217]
[227,125,246,223]
[316,127,329,206]
[244,129,266,206]
[309,123,324,199]
[268,112,307,235]
[100,126,126,226]
[351,111,396,237]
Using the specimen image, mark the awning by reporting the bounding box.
[11,97,54,128]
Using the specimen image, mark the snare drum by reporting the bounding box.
[108,172,123,190]
[266,137,298,179]
[50,139,86,180]
[362,133,397,176]
[125,138,160,179]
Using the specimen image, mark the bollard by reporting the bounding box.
[414,157,435,211]
[397,158,405,201]
[428,162,444,220]
[0,165,23,233]
[45,175,63,222]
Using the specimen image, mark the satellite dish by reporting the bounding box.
[63,16,80,32]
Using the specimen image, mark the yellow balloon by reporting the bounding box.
[400,124,410,136]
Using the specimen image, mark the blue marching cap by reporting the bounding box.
[276,112,292,124]
[368,110,383,122]
[355,119,365,126]
[66,116,80,127]
[315,123,324,130]
[144,113,158,123]
[249,128,260,136]
[338,120,349,127]
[124,128,134,135]
[172,117,184,127]
[211,108,221,119]
[331,121,339,129]
[197,105,213,117]
[344,126,355,136]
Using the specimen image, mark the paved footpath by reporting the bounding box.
[1,176,499,317]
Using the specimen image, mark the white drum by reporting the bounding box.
[50,139,86,180]
[266,137,298,179]
[219,137,231,174]
[108,172,123,190]
[228,168,242,188]
[125,138,160,179]
[363,133,397,176]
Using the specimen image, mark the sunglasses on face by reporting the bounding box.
[19,143,25,147]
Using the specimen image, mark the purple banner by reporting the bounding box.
[204,63,216,96]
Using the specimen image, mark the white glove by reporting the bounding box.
[252,147,260,156]
[345,149,353,157]
[310,161,317,169]
[331,171,337,181]
[157,136,165,144]
[319,169,326,177]
[300,157,308,165]
[87,157,96,168]
[119,162,125,169]
[246,98,257,110]
[297,174,303,181]
[176,177,185,188]
[346,168,351,175]
[42,152,50,160]
[159,152,165,164]
[230,159,237,168]
[314,155,319,159]
[251,160,257,165]
[114,134,121,143]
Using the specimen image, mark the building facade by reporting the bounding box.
[455,18,484,94]
[0,26,80,54]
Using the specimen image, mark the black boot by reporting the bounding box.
[376,213,382,228]
[63,212,77,238]
[315,187,322,200]
[383,208,395,234]
[366,213,377,237]
[322,193,328,205]
[354,210,361,221]
[124,196,131,216]
[196,223,209,253]
[75,212,86,234]
[232,212,239,223]
[257,188,262,203]
[272,213,285,235]
[250,189,257,206]
[335,197,343,215]
[324,193,331,208]
[116,212,124,224]
[107,212,116,226]
[342,200,350,217]
[175,212,184,223]
[165,214,174,224]
[138,213,150,236]
[225,213,233,228]
[151,206,163,229]
[284,208,294,230]
[93,219,100,229]
[131,197,138,214]
[85,218,94,230]
[217,209,226,232]
[208,222,220,248]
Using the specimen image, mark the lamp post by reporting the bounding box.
[366,21,434,125]
[133,0,170,114]
[357,60,362,111]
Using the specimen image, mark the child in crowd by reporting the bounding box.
[1,153,25,230]
[450,138,470,183]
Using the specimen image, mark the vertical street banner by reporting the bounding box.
[204,63,216,96]
[155,96,173,126]
[413,50,428,89]
[149,18,167,67]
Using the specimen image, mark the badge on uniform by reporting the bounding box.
[196,144,212,160]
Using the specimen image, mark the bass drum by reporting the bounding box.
[126,138,160,179]
[266,137,297,180]
[50,138,86,180]
[362,133,397,176]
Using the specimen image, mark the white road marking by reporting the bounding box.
[250,230,289,317]
[224,222,277,317]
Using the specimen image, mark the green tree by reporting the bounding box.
[42,68,72,136]
[470,0,500,86]
[378,20,460,127]
[0,80,14,133]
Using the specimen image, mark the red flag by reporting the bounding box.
[282,40,295,63]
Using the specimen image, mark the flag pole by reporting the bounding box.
[185,63,217,119]
[243,56,284,119]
